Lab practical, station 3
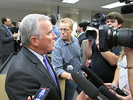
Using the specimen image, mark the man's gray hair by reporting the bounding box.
[19,14,50,47]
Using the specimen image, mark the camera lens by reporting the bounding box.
[117,29,133,48]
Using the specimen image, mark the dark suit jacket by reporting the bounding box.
[77,32,86,46]
[0,25,14,56]
[11,26,18,34]
[5,47,61,100]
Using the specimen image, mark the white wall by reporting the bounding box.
[0,7,132,29]
[0,8,47,25]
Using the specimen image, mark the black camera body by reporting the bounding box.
[90,13,106,29]
[99,25,133,51]
[86,0,133,52]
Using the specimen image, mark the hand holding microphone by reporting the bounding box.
[67,65,74,82]
[81,65,127,97]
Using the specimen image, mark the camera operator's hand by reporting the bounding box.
[100,51,119,66]
[116,88,133,100]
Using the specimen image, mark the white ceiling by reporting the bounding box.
[0,0,132,20]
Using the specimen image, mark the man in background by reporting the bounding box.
[49,14,60,41]
[11,21,19,52]
[86,12,123,87]
[51,18,82,100]
[0,17,18,63]
[77,21,88,46]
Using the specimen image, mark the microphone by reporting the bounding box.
[81,65,128,97]
[67,65,74,71]
[99,86,120,100]
[71,71,103,99]
[121,3,133,14]
[81,65,104,86]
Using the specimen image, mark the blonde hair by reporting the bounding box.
[117,48,125,63]
[60,18,73,29]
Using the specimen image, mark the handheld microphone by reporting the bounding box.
[67,65,74,71]
[81,65,104,86]
[81,65,128,97]
[71,71,102,99]
[99,86,120,100]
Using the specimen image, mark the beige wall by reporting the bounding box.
[0,7,132,29]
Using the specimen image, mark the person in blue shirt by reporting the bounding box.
[51,18,83,100]
[49,14,60,41]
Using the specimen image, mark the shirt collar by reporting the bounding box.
[62,36,74,46]
[3,24,9,29]
[28,48,46,66]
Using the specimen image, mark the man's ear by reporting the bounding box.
[118,24,122,28]
[30,36,39,46]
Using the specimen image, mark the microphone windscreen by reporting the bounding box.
[99,86,120,100]
[81,65,104,86]
[67,65,73,71]
[71,71,99,99]
[121,4,133,14]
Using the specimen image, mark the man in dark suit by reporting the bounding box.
[5,14,61,100]
[11,21,19,52]
[0,17,18,63]
[77,21,88,46]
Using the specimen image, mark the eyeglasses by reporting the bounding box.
[60,28,69,32]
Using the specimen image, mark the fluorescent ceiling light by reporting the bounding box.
[62,0,80,4]
[101,2,126,9]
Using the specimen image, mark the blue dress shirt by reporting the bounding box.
[51,36,82,77]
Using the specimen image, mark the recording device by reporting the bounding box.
[119,0,133,4]
[85,13,106,29]
[67,65,74,71]
[99,25,133,51]
[86,29,97,40]
[119,0,133,14]
[86,25,133,51]
[86,23,133,52]
[81,65,104,86]
[81,65,128,97]
[71,71,102,99]
[71,71,122,100]
[112,84,128,96]
[85,0,133,51]
[91,13,106,28]
[99,86,121,100]
[121,3,133,14]
[32,86,51,100]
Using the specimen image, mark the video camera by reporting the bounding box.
[90,13,106,29]
[86,0,133,52]
[99,25,133,51]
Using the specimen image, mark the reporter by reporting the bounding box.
[124,47,133,97]
[85,12,123,87]
[104,48,133,100]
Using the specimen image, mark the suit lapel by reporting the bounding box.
[3,25,12,36]
[22,47,60,91]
